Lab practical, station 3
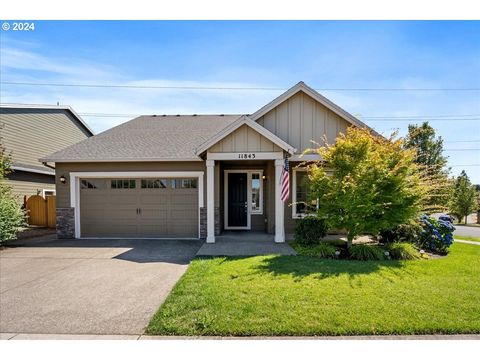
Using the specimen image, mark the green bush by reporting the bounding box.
[291,242,337,258]
[294,217,327,245]
[378,221,423,244]
[0,184,26,245]
[387,243,420,260]
[348,244,385,261]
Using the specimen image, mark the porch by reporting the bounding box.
[197,231,297,256]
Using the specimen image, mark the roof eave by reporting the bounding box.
[0,103,95,136]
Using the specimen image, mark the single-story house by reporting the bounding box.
[42,82,373,242]
[0,104,94,201]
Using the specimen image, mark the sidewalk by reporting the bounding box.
[454,239,480,245]
[2,333,480,340]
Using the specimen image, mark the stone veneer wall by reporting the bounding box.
[56,207,75,239]
[199,207,221,239]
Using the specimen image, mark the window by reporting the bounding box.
[292,169,317,218]
[81,179,106,189]
[111,179,136,189]
[43,189,56,197]
[172,178,198,189]
[141,179,168,189]
[251,172,262,214]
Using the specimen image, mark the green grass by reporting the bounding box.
[147,243,480,336]
[455,235,480,243]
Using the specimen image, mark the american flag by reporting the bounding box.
[280,158,290,202]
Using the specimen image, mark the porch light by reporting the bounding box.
[262,175,266,180]
[60,175,67,184]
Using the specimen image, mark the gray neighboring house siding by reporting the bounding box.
[0,105,94,201]
[43,82,373,241]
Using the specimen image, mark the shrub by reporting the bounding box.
[0,184,26,245]
[292,242,337,258]
[348,244,385,261]
[387,243,420,260]
[418,214,454,254]
[378,221,423,244]
[294,217,327,245]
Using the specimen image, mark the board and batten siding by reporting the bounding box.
[0,108,91,169]
[208,124,283,153]
[256,91,350,153]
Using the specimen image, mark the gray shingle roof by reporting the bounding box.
[41,115,241,162]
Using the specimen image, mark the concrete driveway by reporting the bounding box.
[0,238,202,335]
[454,225,480,237]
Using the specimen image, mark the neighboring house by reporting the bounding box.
[42,82,373,242]
[0,104,94,201]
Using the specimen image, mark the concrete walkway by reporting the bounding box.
[196,232,297,256]
[0,238,202,335]
[2,333,479,340]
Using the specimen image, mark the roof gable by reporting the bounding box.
[195,115,296,155]
[250,82,373,132]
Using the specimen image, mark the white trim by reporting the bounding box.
[206,160,215,243]
[69,171,204,239]
[11,165,55,175]
[1,103,95,136]
[41,157,202,163]
[249,82,378,136]
[196,115,296,156]
[274,159,285,243]
[224,169,263,230]
[42,189,56,197]
[207,152,283,160]
[289,154,323,162]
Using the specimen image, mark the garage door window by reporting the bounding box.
[172,178,197,189]
[141,179,168,189]
[111,179,136,189]
[81,179,105,189]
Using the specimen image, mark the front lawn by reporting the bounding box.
[147,243,480,336]
[455,235,480,243]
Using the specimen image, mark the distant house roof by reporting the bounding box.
[0,103,95,136]
[42,115,241,162]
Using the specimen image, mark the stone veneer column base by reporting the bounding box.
[56,207,75,239]
[200,207,220,239]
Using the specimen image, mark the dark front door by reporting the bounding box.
[228,173,248,227]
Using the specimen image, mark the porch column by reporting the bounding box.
[274,159,285,243]
[206,159,215,243]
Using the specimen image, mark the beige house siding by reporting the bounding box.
[257,91,350,153]
[3,171,55,201]
[208,124,283,153]
[55,162,207,209]
[0,108,91,170]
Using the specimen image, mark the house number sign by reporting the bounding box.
[237,153,256,159]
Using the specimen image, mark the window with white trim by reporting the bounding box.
[250,172,263,214]
[292,168,317,218]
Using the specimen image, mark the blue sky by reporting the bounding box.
[1,21,479,182]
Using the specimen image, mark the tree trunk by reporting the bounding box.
[465,215,468,224]
[347,233,354,248]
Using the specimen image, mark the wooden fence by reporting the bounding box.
[24,195,56,228]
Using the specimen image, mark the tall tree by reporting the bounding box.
[403,122,451,212]
[309,127,425,247]
[449,170,477,224]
